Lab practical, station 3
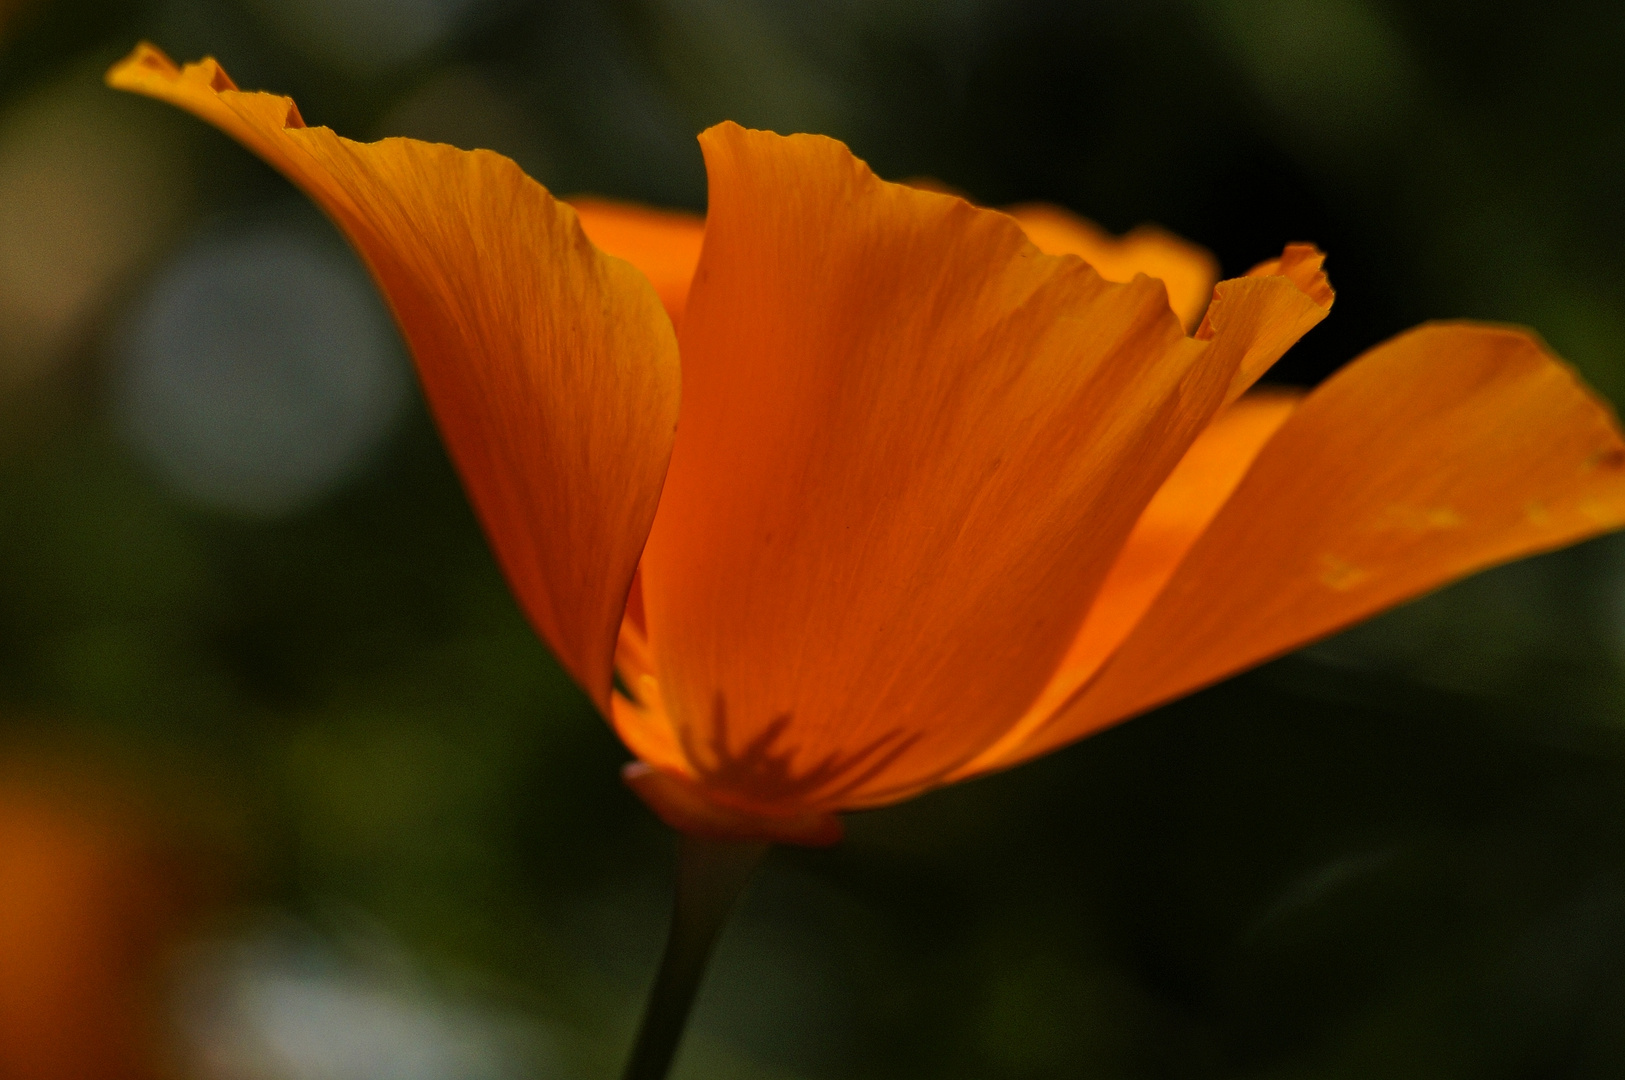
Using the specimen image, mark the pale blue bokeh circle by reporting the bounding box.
[117,223,411,518]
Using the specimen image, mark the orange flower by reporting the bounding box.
[0,761,203,1080]
[110,44,1625,847]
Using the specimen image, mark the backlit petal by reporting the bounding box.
[1007,203,1220,332]
[571,198,704,326]
[108,45,680,711]
[950,389,1300,781]
[1201,244,1334,402]
[610,600,692,779]
[995,322,1625,767]
[635,124,1325,817]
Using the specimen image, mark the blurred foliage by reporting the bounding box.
[3,0,1625,1077]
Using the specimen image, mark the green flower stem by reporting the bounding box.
[621,833,769,1080]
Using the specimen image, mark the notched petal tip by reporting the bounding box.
[1198,242,1335,402]
[1006,203,1221,332]
[622,763,844,847]
[1244,243,1335,309]
[108,42,239,96]
[105,41,179,85]
[108,43,303,129]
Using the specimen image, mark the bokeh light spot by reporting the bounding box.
[114,220,410,519]
[0,65,189,387]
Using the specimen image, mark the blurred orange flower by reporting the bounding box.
[0,757,206,1080]
[111,44,1625,846]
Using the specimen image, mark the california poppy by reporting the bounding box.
[109,44,1625,851]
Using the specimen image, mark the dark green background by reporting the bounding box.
[3,1,1625,1076]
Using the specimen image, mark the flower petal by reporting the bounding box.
[991,322,1625,768]
[570,198,704,326]
[1007,203,1220,332]
[634,124,1325,815]
[108,44,680,712]
[948,389,1301,781]
[1201,244,1335,402]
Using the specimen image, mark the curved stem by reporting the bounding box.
[621,833,769,1080]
